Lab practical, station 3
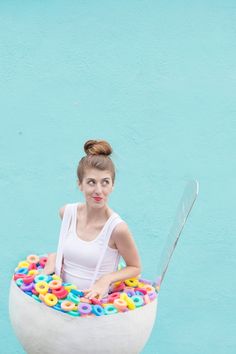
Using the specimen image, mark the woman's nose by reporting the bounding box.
[94,183,102,194]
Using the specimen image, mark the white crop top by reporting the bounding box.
[55,202,125,292]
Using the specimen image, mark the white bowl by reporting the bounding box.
[9,279,158,354]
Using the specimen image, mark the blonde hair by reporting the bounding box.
[77,140,116,185]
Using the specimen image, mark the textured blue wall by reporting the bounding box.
[1,1,235,353]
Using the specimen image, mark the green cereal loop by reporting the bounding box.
[131,295,144,307]
[16,278,24,287]
[104,304,118,315]
[68,311,80,317]
[32,294,42,302]
[34,274,48,283]
[68,292,80,304]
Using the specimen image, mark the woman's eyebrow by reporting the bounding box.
[86,177,111,181]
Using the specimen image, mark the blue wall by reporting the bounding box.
[1,1,235,353]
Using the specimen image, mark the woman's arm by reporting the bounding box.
[102,222,142,284]
[40,252,57,275]
[83,222,142,299]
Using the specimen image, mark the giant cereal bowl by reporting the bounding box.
[9,261,158,354]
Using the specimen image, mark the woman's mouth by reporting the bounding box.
[93,197,103,202]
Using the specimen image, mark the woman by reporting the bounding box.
[42,139,142,300]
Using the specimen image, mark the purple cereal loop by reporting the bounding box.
[139,278,152,285]
[148,291,157,301]
[124,290,135,297]
[21,282,34,292]
[78,303,92,315]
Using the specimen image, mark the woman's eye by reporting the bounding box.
[88,180,109,185]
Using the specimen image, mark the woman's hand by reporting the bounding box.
[83,275,111,300]
[38,267,54,275]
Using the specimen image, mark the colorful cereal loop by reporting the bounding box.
[34,274,49,283]
[67,292,80,305]
[21,283,34,292]
[16,267,28,275]
[16,278,24,287]
[17,261,30,269]
[80,297,92,304]
[92,304,105,316]
[108,292,120,303]
[124,278,139,287]
[32,294,41,302]
[148,291,157,301]
[68,310,80,317]
[39,257,48,268]
[113,298,127,311]
[71,289,84,297]
[78,303,92,315]
[131,295,144,307]
[44,293,58,307]
[61,300,75,311]
[63,283,77,292]
[143,294,150,304]
[49,279,62,290]
[120,292,129,302]
[113,282,125,292]
[140,284,155,293]
[119,292,136,310]
[28,263,37,271]
[104,304,118,315]
[52,287,68,299]
[23,275,35,285]
[27,254,40,264]
[35,281,49,295]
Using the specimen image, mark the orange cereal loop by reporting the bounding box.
[113,299,127,311]
[49,280,62,290]
[61,300,75,311]
[80,297,92,304]
[139,284,154,293]
[27,254,40,264]
[39,293,45,302]
[143,294,150,304]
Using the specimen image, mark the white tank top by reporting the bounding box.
[55,202,125,293]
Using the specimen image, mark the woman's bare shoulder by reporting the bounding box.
[59,204,67,219]
[59,202,82,219]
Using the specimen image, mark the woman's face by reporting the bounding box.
[78,168,114,207]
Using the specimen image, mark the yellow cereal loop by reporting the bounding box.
[52,274,61,281]
[17,261,30,269]
[35,281,49,295]
[137,281,144,287]
[64,284,77,292]
[28,270,38,276]
[44,293,58,307]
[120,292,129,302]
[113,280,122,286]
[126,297,136,310]
[124,278,139,287]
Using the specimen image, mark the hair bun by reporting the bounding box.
[84,140,112,157]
